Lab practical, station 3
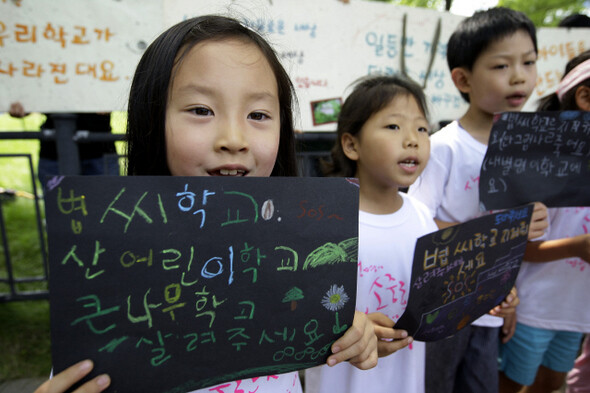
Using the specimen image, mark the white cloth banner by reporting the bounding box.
[1,0,588,129]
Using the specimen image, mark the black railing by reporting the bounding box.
[0,153,48,301]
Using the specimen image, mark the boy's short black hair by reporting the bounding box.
[447,7,537,102]
[558,13,590,28]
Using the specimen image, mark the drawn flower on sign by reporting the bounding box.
[321,284,349,312]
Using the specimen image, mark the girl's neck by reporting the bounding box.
[459,106,496,146]
[358,183,403,215]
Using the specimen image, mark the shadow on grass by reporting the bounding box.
[0,300,52,381]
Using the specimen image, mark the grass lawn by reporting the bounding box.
[0,112,50,381]
[0,301,52,381]
[0,111,126,381]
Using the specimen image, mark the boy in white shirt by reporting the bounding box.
[408,7,547,393]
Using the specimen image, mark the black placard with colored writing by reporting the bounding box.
[480,111,590,210]
[44,176,359,393]
[395,205,533,341]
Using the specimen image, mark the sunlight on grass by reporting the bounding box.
[0,112,46,132]
[0,113,43,194]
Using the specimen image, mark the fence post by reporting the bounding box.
[51,113,81,175]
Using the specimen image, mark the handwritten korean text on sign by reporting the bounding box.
[44,176,359,393]
[395,205,533,341]
[480,111,590,210]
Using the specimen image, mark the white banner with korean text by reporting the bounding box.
[1,0,588,129]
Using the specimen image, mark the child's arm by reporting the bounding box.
[524,234,590,263]
[367,312,412,358]
[434,218,458,229]
[326,310,378,370]
[34,360,110,393]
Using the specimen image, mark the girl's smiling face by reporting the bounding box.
[165,38,281,177]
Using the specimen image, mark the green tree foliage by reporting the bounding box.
[368,0,590,25]
[398,0,447,11]
[496,0,587,26]
[368,0,450,12]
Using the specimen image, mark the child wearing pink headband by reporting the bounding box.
[556,57,590,102]
[539,50,590,111]
[498,50,590,393]
[560,50,590,393]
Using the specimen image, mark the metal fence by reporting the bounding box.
[0,115,334,301]
[0,153,48,301]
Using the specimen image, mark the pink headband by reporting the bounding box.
[557,58,590,102]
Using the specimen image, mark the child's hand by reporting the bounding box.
[500,313,517,343]
[34,360,110,393]
[489,286,519,318]
[326,310,378,370]
[367,312,413,357]
[573,233,590,263]
[528,202,548,240]
[489,287,519,343]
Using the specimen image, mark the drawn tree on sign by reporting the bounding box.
[282,287,305,311]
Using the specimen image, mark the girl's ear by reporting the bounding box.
[451,67,471,94]
[341,132,360,161]
[574,85,590,111]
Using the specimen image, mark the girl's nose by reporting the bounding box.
[214,119,249,153]
[404,130,419,148]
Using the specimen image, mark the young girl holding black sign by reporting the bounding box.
[498,50,590,393]
[305,74,435,393]
[34,15,379,393]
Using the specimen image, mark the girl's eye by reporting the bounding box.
[248,112,270,121]
[524,60,536,66]
[191,107,213,116]
[418,126,429,133]
[386,124,400,130]
[493,64,508,70]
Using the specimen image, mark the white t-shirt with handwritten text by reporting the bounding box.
[516,207,590,332]
[408,120,502,328]
[305,193,437,393]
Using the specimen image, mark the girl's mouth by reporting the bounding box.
[399,159,418,168]
[207,168,248,176]
[399,158,420,174]
[208,168,248,176]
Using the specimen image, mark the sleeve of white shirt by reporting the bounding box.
[408,141,450,220]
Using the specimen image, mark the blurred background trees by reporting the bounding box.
[371,0,590,26]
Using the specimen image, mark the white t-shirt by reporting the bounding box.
[516,207,590,332]
[408,120,502,328]
[188,371,302,393]
[305,193,438,393]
